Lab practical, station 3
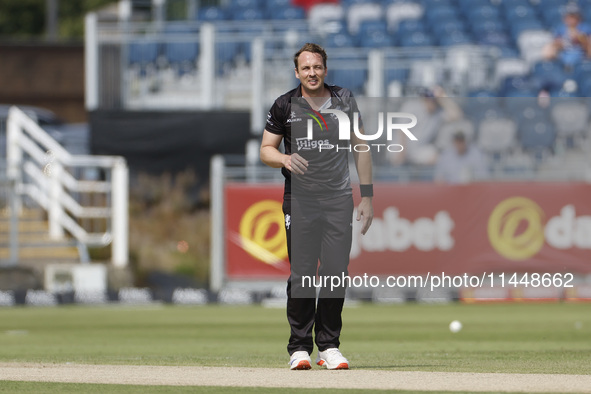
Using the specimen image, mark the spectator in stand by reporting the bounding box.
[392,86,463,167]
[543,2,591,70]
[434,131,489,184]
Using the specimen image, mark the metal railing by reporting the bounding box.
[6,106,129,267]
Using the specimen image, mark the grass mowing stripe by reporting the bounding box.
[0,303,589,374]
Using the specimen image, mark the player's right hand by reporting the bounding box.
[286,153,308,175]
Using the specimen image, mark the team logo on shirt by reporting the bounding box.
[304,109,329,133]
[295,137,331,151]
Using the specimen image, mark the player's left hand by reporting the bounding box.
[356,197,373,235]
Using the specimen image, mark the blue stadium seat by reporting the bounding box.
[504,90,539,97]
[128,40,160,65]
[470,106,507,126]
[269,6,306,20]
[329,68,367,94]
[497,46,521,58]
[478,31,511,46]
[358,20,388,36]
[232,8,264,20]
[471,19,506,36]
[399,31,434,47]
[500,0,532,11]
[579,78,591,96]
[551,90,578,98]
[519,120,557,153]
[322,19,348,35]
[397,19,426,34]
[505,100,547,122]
[341,0,374,7]
[439,31,473,46]
[457,0,491,10]
[502,76,534,96]
[539,7,564,28]
[467,90,498,98]
[574,61,591,85]
[216,41,240,67]
[421,0,453,7]
[504,5,538,23]
[196,6,228,21]
[431,18,467,34]
[466,5,501,21]
[165,42,199,65]
[359,30,395,48]
[510,20,544,40]
[385,67,410,84]
[231,0,263,9]
[425,6,458,23]
[265,0,291,10]
[324,33,355,48]
[537,0,569,7]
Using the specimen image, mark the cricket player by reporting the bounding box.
[260,43,373,370]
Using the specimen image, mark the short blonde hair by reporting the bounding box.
[294,43,327,70]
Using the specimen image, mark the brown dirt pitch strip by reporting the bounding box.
[1,363,590,392]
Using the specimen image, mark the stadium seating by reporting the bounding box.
[494,57,530,85]
[551,100,589,138]
[329,67,367,94]
[128,0,591,144]
[270,6,306,20]
[347,2,383,35]
[324,32,355,48]
[196,6,228,21]
[477,117,518,156]
[517,30,554,65]
[386,2,424,32]
[114,0,591,184]
[397,19,427,35]
[359,30,395,48]
[519,120,557,155]
[179,0,591,101]
[128,40,160,66]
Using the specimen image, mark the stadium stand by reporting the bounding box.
[117,0,591,99]
[86,0,591,180]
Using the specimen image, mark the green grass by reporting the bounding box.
[0,381,560,394]
[0,303,590,375]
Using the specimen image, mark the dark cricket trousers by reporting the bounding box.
[282,193,354,356]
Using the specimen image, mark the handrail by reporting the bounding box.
[6,106,129,267]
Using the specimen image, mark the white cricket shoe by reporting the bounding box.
[316,348,349,370]
[289,351,312,370]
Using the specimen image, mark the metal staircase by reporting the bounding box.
[0,208,84,264]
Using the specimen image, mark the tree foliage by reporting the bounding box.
[0,0,117,40]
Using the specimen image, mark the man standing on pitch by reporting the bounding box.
[260,43,373,370]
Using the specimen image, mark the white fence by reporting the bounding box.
[6,106,129,267]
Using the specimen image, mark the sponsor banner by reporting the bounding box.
[225,182,591,280]
[225,184,290,279]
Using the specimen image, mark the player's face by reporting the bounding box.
[295,51,327,95]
